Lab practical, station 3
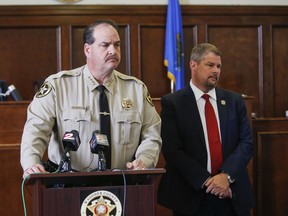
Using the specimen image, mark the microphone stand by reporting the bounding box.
[53,149,72,188]
[97,148,107,171]
[58,148,72,173]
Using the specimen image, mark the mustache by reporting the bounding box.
[106,56,119,62]
[208,75,219,80]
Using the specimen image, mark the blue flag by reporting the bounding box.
[164,0,185,91]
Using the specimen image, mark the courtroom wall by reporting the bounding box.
[0,5,288,118]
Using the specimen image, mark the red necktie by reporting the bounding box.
[202,94,223,175]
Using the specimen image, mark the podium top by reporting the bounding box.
[25,168,166,186]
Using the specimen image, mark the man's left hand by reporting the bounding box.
[126,159,146,170]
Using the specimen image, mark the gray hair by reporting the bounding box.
[190,43,222,62]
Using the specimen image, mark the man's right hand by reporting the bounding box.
[23,163,47,179]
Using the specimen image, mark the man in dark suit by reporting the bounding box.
[158,43,254,216]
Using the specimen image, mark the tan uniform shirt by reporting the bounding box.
[20,65,162,171]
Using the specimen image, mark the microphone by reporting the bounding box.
[89,130,109,171]
[8,84,23,101]
[0,80,8,101]
[59,130,81,172]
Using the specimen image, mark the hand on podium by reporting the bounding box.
[126,159,146,170]
[23,163,47,178]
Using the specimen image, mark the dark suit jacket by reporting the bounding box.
[157,86,254,215]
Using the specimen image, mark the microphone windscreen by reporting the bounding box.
[89,131,109,153]
[62,130,81,151]
[8,84,23,101]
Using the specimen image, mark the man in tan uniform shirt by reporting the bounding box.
[20,19,162,178]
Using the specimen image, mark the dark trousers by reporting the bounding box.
[173,193,240,216]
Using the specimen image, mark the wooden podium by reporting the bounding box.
[25,168,165,216]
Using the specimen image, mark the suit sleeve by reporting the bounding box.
[219,94,253,181]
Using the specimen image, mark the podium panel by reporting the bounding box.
[25,169,165,216]
[42,185,154,216]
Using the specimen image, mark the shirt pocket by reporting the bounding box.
[62,110,91,132]
[114,111,142,145]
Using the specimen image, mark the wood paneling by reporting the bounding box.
[252,118,288,216]
[256,132,288,216]
[0,101,30,215]
[0,27,59,100]
[0,5,288,117]
[0,101,29,143]
[272,27,288,117]
[0,146,32,216]
[139,24,169,96]
[1,5,288,216]
[209,26,260,102]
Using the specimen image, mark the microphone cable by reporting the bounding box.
[120,170,127,216]
[112,168,127,216]
[21,174,30,216]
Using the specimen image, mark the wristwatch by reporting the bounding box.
[225,173,235,184]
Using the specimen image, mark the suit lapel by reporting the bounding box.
[216,88,228,148]
[183,86,206,145]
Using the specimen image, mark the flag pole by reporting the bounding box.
[165,0,184,93]
[171,80,174,93]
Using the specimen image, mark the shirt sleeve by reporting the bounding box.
[134,85,162,168]
[20,81,56,171]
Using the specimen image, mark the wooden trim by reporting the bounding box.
[0,5,287,16]
[0,143,20,150]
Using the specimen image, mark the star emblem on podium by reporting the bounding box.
[87,195,116,216]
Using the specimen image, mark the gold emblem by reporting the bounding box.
[80,190,122,216]
[122,98,133,110]
[146,92,154,107]
[36,82,52,98]
[56,0,83,3]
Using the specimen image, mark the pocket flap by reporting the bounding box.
[62,110,91,122]
[115,111,141,123]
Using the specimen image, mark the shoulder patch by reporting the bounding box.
[146,92,154,107]
[35,82,52,98]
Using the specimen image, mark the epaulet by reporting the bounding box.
[114,70,154,107]
[46,67,82,82]
[114,70,143,85]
